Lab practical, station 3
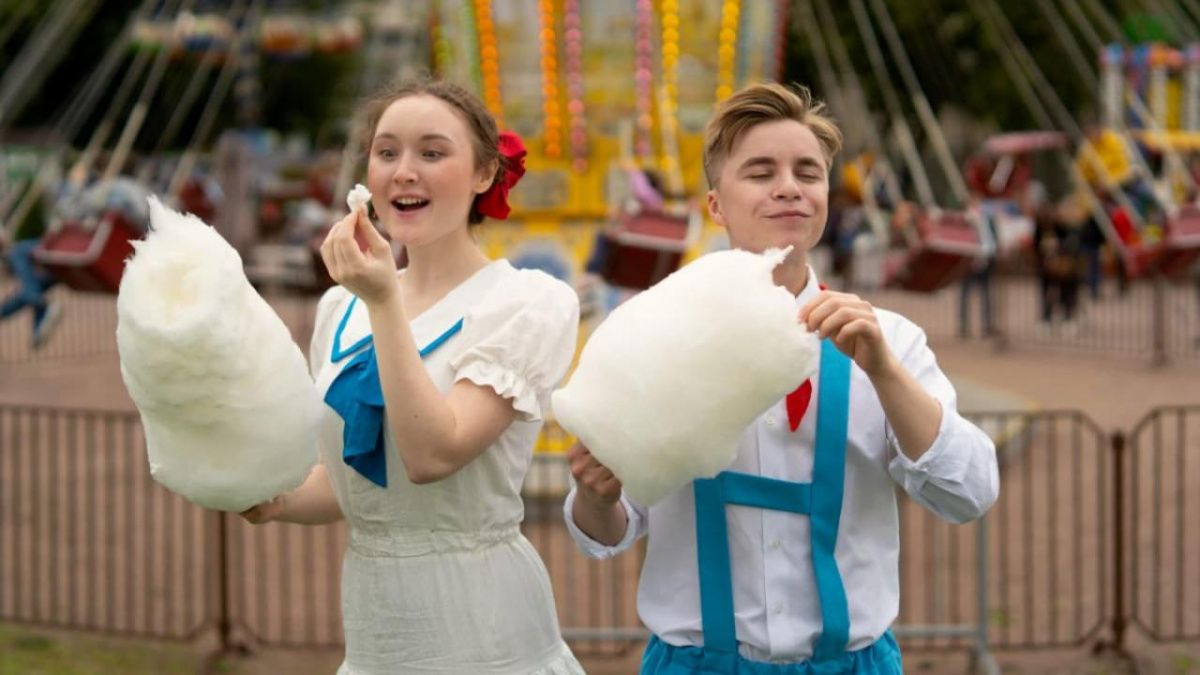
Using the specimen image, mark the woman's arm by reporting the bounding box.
[240,464,344,525]
[320,207,519,485]
[367,295,517,484]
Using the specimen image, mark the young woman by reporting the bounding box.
[242,80,583,675]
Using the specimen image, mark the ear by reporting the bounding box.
[707,189,727,229]
[475,158,500,194]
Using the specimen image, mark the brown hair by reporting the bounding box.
[702,82,843,188]
[355,79,507,225]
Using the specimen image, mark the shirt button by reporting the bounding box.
[774,602,784,615]
[770,539,781,550]
[765,414,778,428]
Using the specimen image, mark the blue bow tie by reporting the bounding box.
[324,297,463,488]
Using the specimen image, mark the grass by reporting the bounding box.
[0,623,199,675]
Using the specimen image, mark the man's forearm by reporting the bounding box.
[571,492,629,546]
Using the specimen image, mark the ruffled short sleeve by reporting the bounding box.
[308,285,351,378]
[448,269,580,422]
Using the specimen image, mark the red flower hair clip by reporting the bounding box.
[475,131,527,220]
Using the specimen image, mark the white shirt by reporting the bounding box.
[563,267,1000,663]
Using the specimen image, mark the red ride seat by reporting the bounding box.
[32,211,142,294]
[886,210,987,293]
[1157,205,1200,281]
[596,209,691,290]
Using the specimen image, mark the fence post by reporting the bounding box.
[1152,276,1167,367]
[217,510,233,653]
[1095,430,1130,659]
[992,273,1009,353]
[974,514,999,675]
[203,510,248,673]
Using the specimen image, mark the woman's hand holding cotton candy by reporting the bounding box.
[800,290,894,377]
[568,442,623,506]
[239,495,285,525]
[320,204,398,305]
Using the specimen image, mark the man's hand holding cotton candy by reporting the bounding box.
[800,289,893,376]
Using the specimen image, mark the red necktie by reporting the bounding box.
[786,380,812,432]
[787,282,826,432]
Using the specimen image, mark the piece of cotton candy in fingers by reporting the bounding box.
[551,247,820,506]
[116,196,321,512]
[347,184,371,212]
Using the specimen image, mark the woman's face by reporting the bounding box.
[366,95,494,247]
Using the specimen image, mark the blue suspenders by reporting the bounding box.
[692,339,852,662]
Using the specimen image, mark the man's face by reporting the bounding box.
[706,119,830,256]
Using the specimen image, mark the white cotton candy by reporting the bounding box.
[552,247,820,506]
[347,184,371,212]
[116,196,321,512]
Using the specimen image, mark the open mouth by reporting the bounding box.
[392,197,430,212]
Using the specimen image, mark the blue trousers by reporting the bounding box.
[641,631,902,675]
[1,239,56,326]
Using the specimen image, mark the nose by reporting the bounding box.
[772,173,802,201]
[392,154,418,184]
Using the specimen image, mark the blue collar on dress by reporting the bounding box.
[324,296,464,487]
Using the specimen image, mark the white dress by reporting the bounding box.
[309,260,585,674]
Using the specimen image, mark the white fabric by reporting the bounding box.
[311,260,584,674]
[564,266,1000,663]
[552,247,819,506]
[117,196,319,512]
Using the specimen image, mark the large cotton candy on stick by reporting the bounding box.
[116,196,321,512]
[552,247,820,506]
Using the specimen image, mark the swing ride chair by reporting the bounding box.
[33,210,141,294]
[597,206,700,291]
[1158,201,1200,280]
[1128,130,1200,280]
[888,209,989,293]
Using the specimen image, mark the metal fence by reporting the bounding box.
[1125,406,1200,643]
[0,406,212,639]
[4,403,1198,665]
[4,272,1196,367]
[858,273,1200,364]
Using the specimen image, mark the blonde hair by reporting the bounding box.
[354,79,507,225]
[702,82,843,187]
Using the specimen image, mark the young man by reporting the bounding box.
[564,83,1000,674]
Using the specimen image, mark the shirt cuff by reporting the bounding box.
[886,401,972,495]
[562,487,642,560]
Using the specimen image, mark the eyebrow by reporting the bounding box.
[737,155,825,172]
[372,132,455,144]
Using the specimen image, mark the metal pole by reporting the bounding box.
[1153,275,1168,367]
[974,515,999,674]
[1109,431,1129,653]
[217,510,233,653]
